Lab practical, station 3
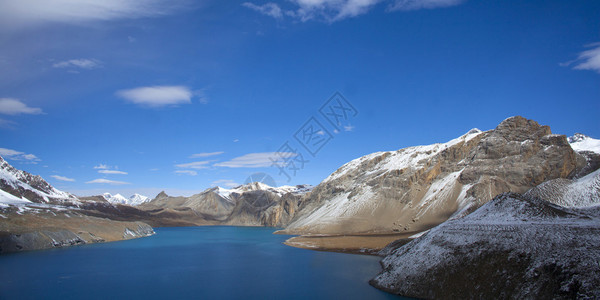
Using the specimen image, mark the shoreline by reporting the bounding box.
[282,233,416,255]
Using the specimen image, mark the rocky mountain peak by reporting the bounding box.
[282,116,582,235]
[492,116,551,142]
[155,191,169,199]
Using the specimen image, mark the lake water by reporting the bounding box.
[0,227,404,299]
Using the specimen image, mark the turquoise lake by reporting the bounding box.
[0,227,403,299]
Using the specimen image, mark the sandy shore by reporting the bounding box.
[283,233,416,255]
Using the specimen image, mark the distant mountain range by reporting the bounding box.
[102,193,150,206]
[138,182,314,227]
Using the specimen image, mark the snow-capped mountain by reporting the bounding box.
[215,182,313,200]
[281,116,587,235]
[569,133,600,154]
[128,193,150,205]
[0,155,78,206]
[102,193,150,206]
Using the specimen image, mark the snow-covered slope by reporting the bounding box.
[102,193,150,206]
[370,192,600,299]
[0,155,78,205]
[525,168,600,208]
[128,193,150,205]
[569,133,600,154]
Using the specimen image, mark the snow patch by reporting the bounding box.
[569,133,600,154]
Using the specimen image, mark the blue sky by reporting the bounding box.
[0,0,599,197]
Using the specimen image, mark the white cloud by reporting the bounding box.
[117,85,193,107]
[0,98,43,115]
[190,151,224,158]
[98,170,128,175]
[214,152,297,168]
[175,161,212,169]
[242,2,283,19]
[243,0,464,22]
[53,58,101,70]
[93,164,110,169]
[389,0,465,11]
[284,0,381,21]
[344,124,355,131]
[175,170,197,176]
[0,148,40,162]
[51,175,75,182]
[564,42,600,74]
[0,0,191,28]
[211,179,240,188]
[86,178,130,185]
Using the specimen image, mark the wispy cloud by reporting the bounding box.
[0,98,43,115]
[93,164,110,169]
[214,152,297,168]
[243,0,463,22]
[86,178,130,185]
[175,161,212,169]
[0,118,17,129]
[242,2,283,19]
[98,169,128,175]
[53,58,102,70]
[562,42,600,74]
[0,0,192,29]
[51,175,75,182]
[212,179,240,188]
[117,85,193,107]
[344,124,355,131]
[388,0,465,11]
[0,148,40,163]
[190,151,224,158]
[175,170,197,176]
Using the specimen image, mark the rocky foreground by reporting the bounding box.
[370,192,600,299]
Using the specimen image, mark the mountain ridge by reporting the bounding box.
[280,116,593,236]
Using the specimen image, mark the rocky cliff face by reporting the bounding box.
[139,183,313,227]
[281,116,586,235]
[370,192,600,299]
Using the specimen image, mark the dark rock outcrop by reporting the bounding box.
[370,193,600,299]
